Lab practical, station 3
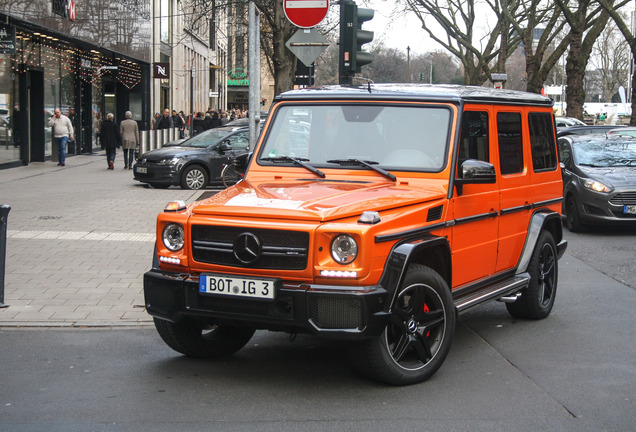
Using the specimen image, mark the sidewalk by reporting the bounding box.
[0,152,206,327]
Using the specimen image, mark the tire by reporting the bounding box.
[222,162,243,188]
[148,182,170,189]
[349,265,455,385]
[153,317,255,359]
[506,230,558,320]
[181,165,208,190]
[565,195,584,232]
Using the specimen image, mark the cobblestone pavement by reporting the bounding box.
[0,152,208,326]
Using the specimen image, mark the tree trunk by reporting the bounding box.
[271,1,296,95]
[565,27,586,118]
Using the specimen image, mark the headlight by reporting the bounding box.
[331,234,358,264]
[162,223,184,251]
[582,179,613,193]
[158,157,179,166]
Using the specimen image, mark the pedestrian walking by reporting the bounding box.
[120,111,139,170]
[48,108,74,167]
[101,113,121,170]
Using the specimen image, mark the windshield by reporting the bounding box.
[258,104,452,171]
[182,128,236,148]
[574,139,636,167]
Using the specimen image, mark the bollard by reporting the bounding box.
[0,204,10,308]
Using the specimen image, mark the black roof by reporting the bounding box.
[275,84,553,107]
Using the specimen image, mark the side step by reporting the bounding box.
[454,273,530,314]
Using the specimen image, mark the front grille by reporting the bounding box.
[610,192,636,206]
[192,225,309,270]
[309,296,363,329]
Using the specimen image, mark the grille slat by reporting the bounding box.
[192,225,309,270]
[610,192,636,206]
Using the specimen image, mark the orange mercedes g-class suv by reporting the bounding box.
[144,84,567,385]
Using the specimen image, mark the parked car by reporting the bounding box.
[144,84,568,385]
[133,124,254,190]
[555,116,586,131]
[557,135,636,231]
[607,127,636,138]
[557,124,625,137]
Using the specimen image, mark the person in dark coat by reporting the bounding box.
[101,113,121,170]
[192,112,205,136]
[203,112,213,130]
[155,108,174,130]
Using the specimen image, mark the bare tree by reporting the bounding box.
[403,0,518,85]
[589,15,630,103]
[553,0,628,119]
[598,0,636,125]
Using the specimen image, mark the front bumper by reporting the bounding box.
[133,164,179,185]
[143,269,390,340]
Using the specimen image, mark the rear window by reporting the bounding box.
[529,112,557,171]
[497,112,523,175]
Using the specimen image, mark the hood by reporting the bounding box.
[580,166,636,188]
[191,179,447,222]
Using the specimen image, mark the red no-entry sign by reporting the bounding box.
[283,0,329,28]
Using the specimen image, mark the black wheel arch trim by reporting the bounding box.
[516,210,567,274]
[377,235,452,312]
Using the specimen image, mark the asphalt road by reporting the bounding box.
[1,230,634,432]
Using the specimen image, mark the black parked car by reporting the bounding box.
[557,124,625,137]
[134,125,252,189]
[557,135,636,231]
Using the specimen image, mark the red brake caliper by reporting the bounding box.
[423,303,431,338]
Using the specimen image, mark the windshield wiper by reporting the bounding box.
[261,156,325,178]
[327,159,397,182]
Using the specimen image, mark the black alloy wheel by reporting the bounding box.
[349,265,455,385]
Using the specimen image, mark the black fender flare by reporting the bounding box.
[378,235,452,311]
[516,210,566,274]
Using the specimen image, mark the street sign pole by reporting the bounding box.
[248,2,261,150]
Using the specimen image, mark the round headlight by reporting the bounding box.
[162,223,185,251]
[331,234,358,264]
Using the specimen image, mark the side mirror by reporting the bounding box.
[234,152,251,175]
[219,140,232,153]
[455,159,496,196]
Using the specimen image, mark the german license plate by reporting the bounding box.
[199,274,276,300]
[136,167,147,174]
[624,205,636,214]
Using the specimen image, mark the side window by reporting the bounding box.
[458,111,489,169]
[529,112,557,171]
[557,139,572,168]
[497,112,523,175]
[228,132,249,150]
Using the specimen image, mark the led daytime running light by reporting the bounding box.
[320,270,358,278]
[159,256,181,265]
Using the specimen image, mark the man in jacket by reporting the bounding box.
[120,111,139,170]
[154,108,174,130]
[48,108,74,167]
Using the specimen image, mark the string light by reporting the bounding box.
[9,30,142,90]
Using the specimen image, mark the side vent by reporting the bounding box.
[426,205,443,222]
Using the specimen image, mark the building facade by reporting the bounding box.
[0,0,152,168]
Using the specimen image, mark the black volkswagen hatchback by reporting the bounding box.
[134,125,251,189]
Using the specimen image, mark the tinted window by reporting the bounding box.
[458,111,489,168]
[529,112,557,171]
[497,112,523,175]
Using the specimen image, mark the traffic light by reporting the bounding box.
[339,0,374,84]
